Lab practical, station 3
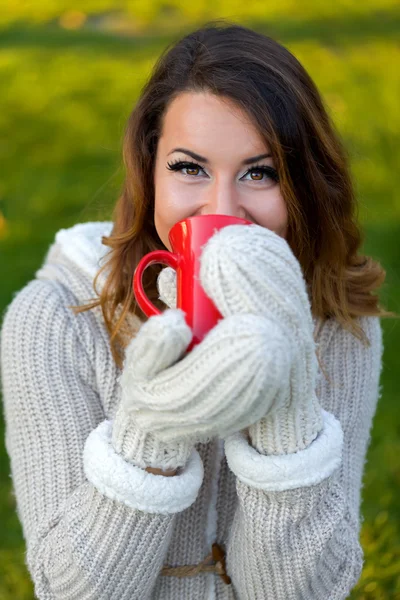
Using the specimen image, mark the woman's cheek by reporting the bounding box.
[154,183,201,249]
[250,191,288,236]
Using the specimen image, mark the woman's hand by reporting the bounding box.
[198,223,323,454]
[118,307,292,444]
[112,298,294,472]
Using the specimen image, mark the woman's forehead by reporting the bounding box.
[159,91,270,162]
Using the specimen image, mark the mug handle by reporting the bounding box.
[133,250,180,317]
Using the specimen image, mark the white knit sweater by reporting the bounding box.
[0,221,384,600]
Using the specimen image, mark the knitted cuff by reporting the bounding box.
[111,403,193,471]
[247,391,324,456]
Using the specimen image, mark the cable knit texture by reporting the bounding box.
[0,220,384,600]
[118,308,293,442]
[199,224,324,455]
[111,308,196,472]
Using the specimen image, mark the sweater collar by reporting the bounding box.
[50,220,114,289]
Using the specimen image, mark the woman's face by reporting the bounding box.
[154,91,288,251]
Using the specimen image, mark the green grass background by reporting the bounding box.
[0,2,399,598]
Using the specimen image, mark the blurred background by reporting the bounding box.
[0,2,399,598]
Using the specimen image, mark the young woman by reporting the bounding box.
[0,22,395,600]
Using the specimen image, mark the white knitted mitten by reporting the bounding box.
[111,308,192,472]
[112,303,293,471]
[198,223,323,455]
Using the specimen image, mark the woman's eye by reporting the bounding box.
[166,160,206,177]
[185,165,202,176]
[248,169,264,181]
[242,166,279,183]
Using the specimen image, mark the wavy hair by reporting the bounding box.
[70,21,397,369]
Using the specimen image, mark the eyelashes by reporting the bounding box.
[166,159,279,183]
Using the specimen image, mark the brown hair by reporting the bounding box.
[70,21,397,369]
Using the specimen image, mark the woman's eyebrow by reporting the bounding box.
[167,147,271,165]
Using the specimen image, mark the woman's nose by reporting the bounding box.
[199,185,246,219]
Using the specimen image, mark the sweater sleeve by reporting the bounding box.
[223,315,383,600]
[0,279,203,600]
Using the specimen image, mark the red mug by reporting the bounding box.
[133,214,252,352]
